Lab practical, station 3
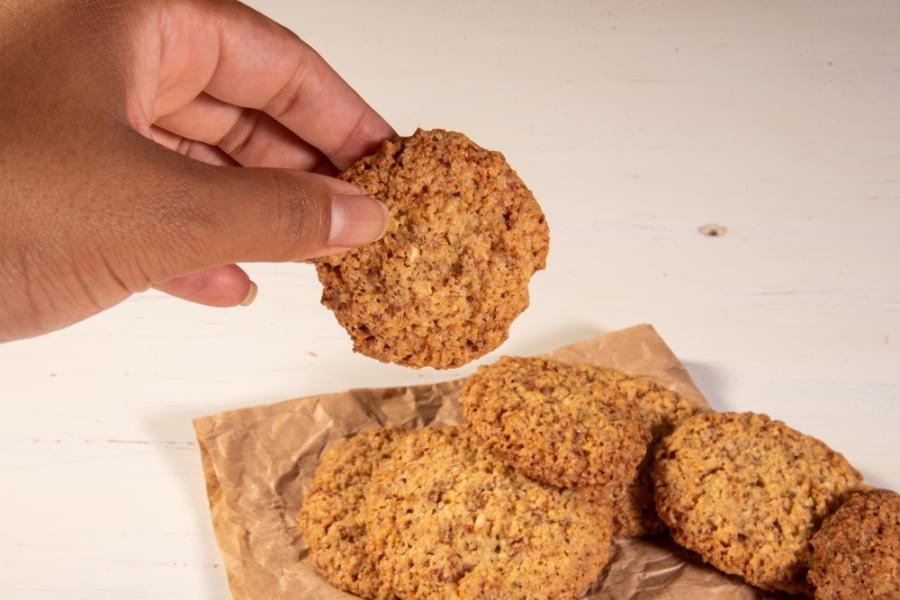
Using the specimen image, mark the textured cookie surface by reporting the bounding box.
[298,428,406,599]
[652,412,864,595]
[809,489,900,600]
[365,426,613,600]
[593,367,700,537]
[315,129,549,369]
[461,357,651,489]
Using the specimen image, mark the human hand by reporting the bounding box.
[0,0,394,342]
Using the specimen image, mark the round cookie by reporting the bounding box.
[298,428,407,600]
[315,129,549,369]
[652,412,864,595]
[808,489,900,599]
[461,356,651,489]
[364,426,613,600]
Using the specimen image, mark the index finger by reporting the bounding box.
[162,0,395,169]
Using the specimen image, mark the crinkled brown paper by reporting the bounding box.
[194,324,780,600]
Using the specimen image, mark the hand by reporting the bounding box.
[0,0,395,342]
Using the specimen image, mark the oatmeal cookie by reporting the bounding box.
[461,357,651,489]
[652,412,864,595]
[315,129,549,369]
[808,489,900,599]
[364,426,613,600]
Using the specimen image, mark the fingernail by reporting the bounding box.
[240,281,258,307]
[329,195,389,247]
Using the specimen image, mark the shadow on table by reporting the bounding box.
[683,360,730,411]
[504,321,606,356]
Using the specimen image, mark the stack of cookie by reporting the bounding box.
[460,356,699,538]
[299,424,613,600]
[299,356,697,599]
[300,356,900,599]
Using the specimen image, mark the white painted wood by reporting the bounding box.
[1,1,898,597]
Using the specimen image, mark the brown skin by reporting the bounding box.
[0,0,394,342]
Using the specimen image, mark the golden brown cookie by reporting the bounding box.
[652,412,864,595]
[365,426,613,600]
[315,129,549,369]
[298,428,407,600]
[809,489,900,600]
[461,356,651,489]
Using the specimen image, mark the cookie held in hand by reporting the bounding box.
[315,129,549,369]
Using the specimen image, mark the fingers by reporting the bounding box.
[154,93,329,171]
[120,136,388,284]
[146,0,395,170]
[153,264,256,307]
[150,125,238,166]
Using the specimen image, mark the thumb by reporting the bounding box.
[117,138,387,285]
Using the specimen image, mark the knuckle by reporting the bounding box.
[218,110,261,157]
[262,50,318,118]
[270,172,329,258]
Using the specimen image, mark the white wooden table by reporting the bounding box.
[1,1,898,597]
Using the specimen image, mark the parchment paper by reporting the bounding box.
[194,324,779,599]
